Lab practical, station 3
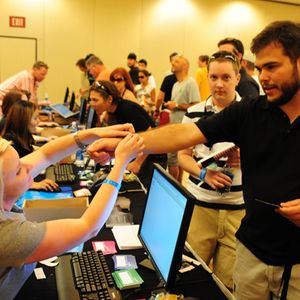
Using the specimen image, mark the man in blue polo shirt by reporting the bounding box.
[88,20,300,300]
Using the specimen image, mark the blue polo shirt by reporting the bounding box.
[196,95,300,265]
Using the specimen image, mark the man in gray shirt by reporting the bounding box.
[164,55,200,181]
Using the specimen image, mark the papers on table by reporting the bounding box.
[111,225,142,250]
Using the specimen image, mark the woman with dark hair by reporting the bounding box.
[109,67,137,103]
[89,80,166,184]
[134,69,156,114]
[0,90,26,132]
[1,100,58,191]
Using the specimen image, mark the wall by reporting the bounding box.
[0,0,299,102]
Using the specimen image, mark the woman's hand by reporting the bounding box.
[96,123,135,138]
[277,199,300,227]
[31,178,59,191]
[204,168,233,190]
[87,124,135,164]
[87,138,121,164]
[115,134,144,165]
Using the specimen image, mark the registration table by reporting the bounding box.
[15,183,229,300]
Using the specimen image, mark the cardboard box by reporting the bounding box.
[23,197,89,222]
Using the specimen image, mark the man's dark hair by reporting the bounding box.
[138,59,147,66]
[198,55,209,64]
[127,52,137,60]
[251,20,300,63]
[76,58,86,68]
[169,52,178,60]
[218,38,244,56]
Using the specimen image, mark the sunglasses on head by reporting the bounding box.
[209,52,238,64]
[113,77,124,83]
[92,81,111,95]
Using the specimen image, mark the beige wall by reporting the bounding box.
[0,0,299,102]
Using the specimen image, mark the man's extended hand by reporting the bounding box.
[87,138,121,165]
[277,199,300,227]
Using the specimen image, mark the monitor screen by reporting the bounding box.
[86,107,97,129]
[63,87,69,104]
[50,103,79,119]
[69,92,76,111]
[138,164,195,289]
[78,98,87,124]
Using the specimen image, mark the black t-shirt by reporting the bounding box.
[129,66,140,85]
[237,67,259,98]
[160,74,177,102]
[3,133,33,158]
[196,96,300,265]
[110,99,155,132]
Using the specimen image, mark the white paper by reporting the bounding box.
[112,225,142,250]
[34,267,46,279]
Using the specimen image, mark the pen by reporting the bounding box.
[254,198,281,208]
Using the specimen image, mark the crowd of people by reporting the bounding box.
[0,20,299,300]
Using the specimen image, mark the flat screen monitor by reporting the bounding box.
[78,98,87,124]
[69,92,76,112]
[63,87,69,104]
[138,164,195,289]
[86,107,97,129]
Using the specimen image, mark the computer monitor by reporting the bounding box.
[86,107,97,128]
[138,164,195,289]
[63,87,69,104]
[69,92,76,112]
[78,98,87,125]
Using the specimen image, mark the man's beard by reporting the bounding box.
[269,65,300,107]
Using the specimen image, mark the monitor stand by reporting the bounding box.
[139,258,155,271]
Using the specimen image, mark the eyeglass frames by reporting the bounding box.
[113,77,124,83]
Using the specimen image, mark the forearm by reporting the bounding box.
[23,128,100,177]
[27,159,127,263]
[177,102,198,111]
[139,123,206,154]
[178,150,201,178]
[155,91,165,110]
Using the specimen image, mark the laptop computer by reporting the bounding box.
[50,103,79,119]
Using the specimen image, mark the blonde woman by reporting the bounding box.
[0,124,144,299]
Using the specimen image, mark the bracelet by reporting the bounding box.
[199,168,207,182]
[73,132,86,151]
[102,179,121,191]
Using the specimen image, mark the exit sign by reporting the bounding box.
[9,16,26,28]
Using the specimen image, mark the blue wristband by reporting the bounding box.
[199,168,207,182]
[102,179,121,191]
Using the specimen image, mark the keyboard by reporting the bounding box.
[55,251,121,300]
[46,163,76,184]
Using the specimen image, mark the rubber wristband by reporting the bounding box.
[102,179,121,191]
[199,168,207,182]
[73,132,86,150]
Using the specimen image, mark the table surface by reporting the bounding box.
[15,175,228,300]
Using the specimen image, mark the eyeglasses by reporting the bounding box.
[113,77,124,83]
[209,52,238,64]
[138,76,145,79]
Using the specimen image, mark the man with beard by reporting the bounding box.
[87,21,300,300]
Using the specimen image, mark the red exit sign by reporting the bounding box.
[9,16,26,28]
